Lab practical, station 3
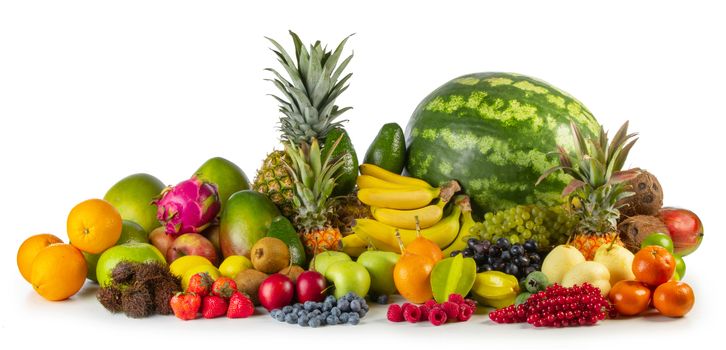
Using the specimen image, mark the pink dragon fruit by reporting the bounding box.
[154,177,221,237]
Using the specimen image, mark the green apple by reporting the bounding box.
[356,251,399,296]
[640,233,674,253]
[96,242,166,287]
[311,251,351,276]
[674,254,686,279]
[324,261,371,299]
[83,220,151,282]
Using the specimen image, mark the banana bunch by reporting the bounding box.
[341,164,466,255]
[442,196,477,257]
[471,271,520,309]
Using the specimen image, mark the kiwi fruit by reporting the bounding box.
[234,269,268,305]
[251,237,290,273]
[278,265,305,283]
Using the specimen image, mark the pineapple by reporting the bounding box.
[252,31,353,219]
[538,121,640,260]
[284,136,346,256]
[330,192,372,235]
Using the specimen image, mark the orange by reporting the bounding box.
[632,245,675,287]
[17,234,64,283]
[609,280,651,316]
[393,253,435,304]
[67,198,122,254]
[30,243,87,301]
[405,236,443,264]
[653,281,695,317]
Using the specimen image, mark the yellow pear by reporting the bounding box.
[593,244,635,286]
[561,261,611,297]
[541,245,586,284]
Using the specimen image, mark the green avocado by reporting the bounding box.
[193,157,251,209]
[364,123,406,174]
[323,128,358,196]
[267,216,306,268]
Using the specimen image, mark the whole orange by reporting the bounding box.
[653,281,695,317]
[393,253,435,304]
[17,234,64,283]
[405,236,443,264]
[67,198,122,254]
[609,280,651,316]
[632,245,675,287]
[30,243,87,301]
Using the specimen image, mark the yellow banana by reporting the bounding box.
[442,196,477,256]
[371,200,447,229]
[353,205,461,251]
[357,187,439,209]
[359,163,432,188]
[356,175,429,190]
[341,234,367,257]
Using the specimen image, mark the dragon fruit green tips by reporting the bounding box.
[154,177,221,237]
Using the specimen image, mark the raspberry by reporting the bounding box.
[429,307,448,326]
[464,298,477,310]
[448,294,465,305]
[387,304,404,322]
[403,304,421,323]
[418,304,431,321]
[457,304,474,321]
[442,301,460,319]
[424,299,439,309]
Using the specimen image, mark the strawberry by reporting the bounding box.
[227,291,254,318]
[211,277,238,299]
[170,292,201,321]
[201,295,228,319]
[386,304,404,322]
[186,272,213,297]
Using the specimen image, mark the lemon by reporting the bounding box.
[219,255,252,278]
[170,255,213,278]
[182,264,221,291]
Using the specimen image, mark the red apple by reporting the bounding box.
[296,271,327,303]
[258,274,294,311]
[148,226,175,257]
[659,207,703,256]
[166,233,219,265]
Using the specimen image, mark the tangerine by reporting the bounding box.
[393,253,435,304]
[17,234,63,283]
[67,198,122,254]
[653,281,695,317]
[405,236,443,263]
[609,280,651,316]
[632,245,675,287]
[30,243,87,301]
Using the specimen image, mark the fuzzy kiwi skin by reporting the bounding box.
[251,237,291,274]
[278,265,305,283]
[618,169,664,217]
[234,269,268,305]
[618,215,669,253]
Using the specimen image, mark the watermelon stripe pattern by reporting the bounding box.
[405,72,600,216]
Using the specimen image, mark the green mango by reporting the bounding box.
[364,123,406,174]
[324,128,358,197]
[193,157,250,209]
[104,173,165,233]
[220,190,280,258]
[267,216,306,267]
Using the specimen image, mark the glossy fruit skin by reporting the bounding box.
[96,242,166,288]
[653,281,695,317]
[640,233,674,253]
[266,216,306,267]
[324,128,358,197]
[295,271,327,303]
[67,199,123,254]
[30,243,87,301]
[17,234,63,283]
[405,72,600,216]
[258,274,295,311]
[193,157,251,209]
[103,173,166,233]
[220,190,280,258]
[659,208,703,256]
[609,280,651,316]
[632,246,676,287]
[394,254,435,304]
[364,123,406,174]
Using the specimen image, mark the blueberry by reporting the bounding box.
[473,242,488,254]
[326,315,339,325]
[493,260,506,271]
[323,301,333,311]
[285,314,296,324]
[275,313,286,322]
[298,316,309,326]
[488,245,501,257]
[376,294,389,304]
[467,237,479,250]
[350,300,361,312]
[304,301,315,311]
[331,307,342,317]
[510,244,524,256]
[348,312,361,325]
[500,251,511,261]
[325,295,337,304]
[312,309,322,316]
[515,255,530,267]
[339,312,350,323]
[496,237,511,250]
[461,249,474,258]
[528,254,541,265]
[344,292,357,300]
[473,252,487,264]
[524,240,538,252]
[480,240,492,250]
[357,309,367,318]
[321,311,330,318]
[297,310,307,317]
[308,318,321,328]
[282,305,293,314]
[360,299,369,311]
[337,299,350,312]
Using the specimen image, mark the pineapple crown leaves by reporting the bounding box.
[573,183,635,233]
[537,121,640,197]
[282,134,346,230]
[265,31,354,145]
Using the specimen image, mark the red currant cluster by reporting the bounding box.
[387,294,476,326]
[489,283,616,327]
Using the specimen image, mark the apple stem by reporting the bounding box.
[607,232,618,251]
[395,229,405,254]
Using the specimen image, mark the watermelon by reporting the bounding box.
[405,72,600,216]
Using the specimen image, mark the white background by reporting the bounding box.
[1,0,724,349]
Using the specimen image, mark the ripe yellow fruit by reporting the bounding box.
[30,244,87,301]
[219,255,253,278]
[17,234,64,283]
[169,255,213,278]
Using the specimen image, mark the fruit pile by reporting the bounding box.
[14,30,703,330]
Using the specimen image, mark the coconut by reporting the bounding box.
[618,215,669,253]
[617,169,663,217]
